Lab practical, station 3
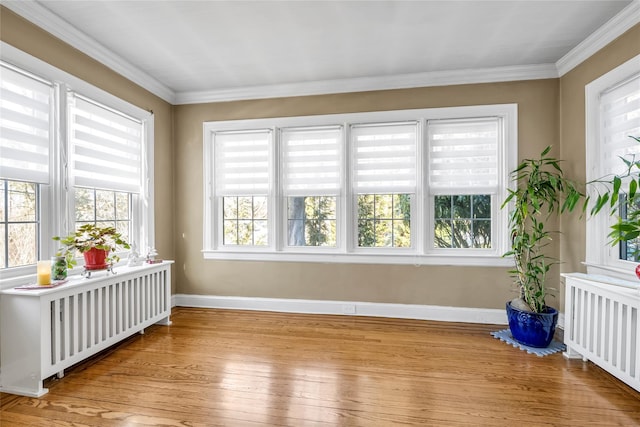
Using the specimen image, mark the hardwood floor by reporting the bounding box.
[1,307,639,426]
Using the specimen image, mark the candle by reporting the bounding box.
[37,260,51,285]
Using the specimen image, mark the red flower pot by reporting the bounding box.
[83,248,108,270]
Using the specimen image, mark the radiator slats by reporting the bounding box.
[564,274,640,393]
[47,268,171,371]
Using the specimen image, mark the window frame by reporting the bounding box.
[280,125,344,251]
[0,42,154,286]
[203,104,517,266]
[209,129,275,252]
[350,121,419,253]
[585,53,640,280]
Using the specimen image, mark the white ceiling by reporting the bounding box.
[3,1,639,104]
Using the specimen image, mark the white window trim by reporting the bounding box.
[585,53,640,281]
[0,42,154,287]
[203,104,517,266]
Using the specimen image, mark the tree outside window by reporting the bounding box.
[287,196,336,247]
[223,196,268,245]
[434,194,491,248]
[358,194,411,247]
[74,187,131,243]
[0,180,38,268]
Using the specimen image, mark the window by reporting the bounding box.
[214,130,272,248]
[223,196,268,246]
[434,195,491,249]
[585,53,640,279]
[288,196,337,247]
[427,118,499,250]
[0,180,39,268]
[282,126,341,248]
[352,123,416,249]
[74,188,132,241]
[69,93,144,245]
[204,105,516,265]
[0,44,154,282]
[357,194,411,248]
[0,62,51,275]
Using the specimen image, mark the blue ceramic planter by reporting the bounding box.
[506,301,558,348]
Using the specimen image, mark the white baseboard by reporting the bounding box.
[172,294,511,326]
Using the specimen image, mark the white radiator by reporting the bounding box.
[0,262,172,397]
[563,273,640,393]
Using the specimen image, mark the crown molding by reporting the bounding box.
[5,0,637,105]
[174,63,559,105]
[556,0,640,76]
[2,0,176,104]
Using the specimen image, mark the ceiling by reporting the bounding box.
[3,1,638,104]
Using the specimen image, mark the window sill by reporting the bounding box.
[0,262,126,291]
[202,250,513,267]
[582,261,638,282]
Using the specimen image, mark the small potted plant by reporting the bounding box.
[501,146,585,348]
[54,224,130,270]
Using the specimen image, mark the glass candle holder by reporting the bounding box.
[51,256,67,280]
[37,260,52,285]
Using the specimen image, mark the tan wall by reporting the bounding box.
[175,79,560,309]
[4,4,636,312]
[0,7,176,290]
[559,23,640,281]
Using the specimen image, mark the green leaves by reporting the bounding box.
[53,224,131,268]
[587,136,640,258]
[540,145,551,156]
[629,179,637,200]
[610,176,621,208]
[590,192,610,216]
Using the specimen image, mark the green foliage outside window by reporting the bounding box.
[434,195,491,249]
[218,192,493,250]
[288,196,336,247]
[357,194,411,247]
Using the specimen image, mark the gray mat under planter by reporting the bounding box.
[491,329,566,357]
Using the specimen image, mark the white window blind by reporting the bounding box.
[428,118,499,195]
[281,126,342,196]
[69,94,143,193]
[351,122,417,194]
[214,130,271,196]
[600,74,640,177]
[0,63,52,184]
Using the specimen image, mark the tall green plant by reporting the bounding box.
[502,146,584,313]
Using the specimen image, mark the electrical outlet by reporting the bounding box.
[342,304,356,314]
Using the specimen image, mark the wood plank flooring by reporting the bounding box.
[1,307,639,426]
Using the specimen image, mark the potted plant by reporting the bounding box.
[54,224,130,270]
[501,146,585,348]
